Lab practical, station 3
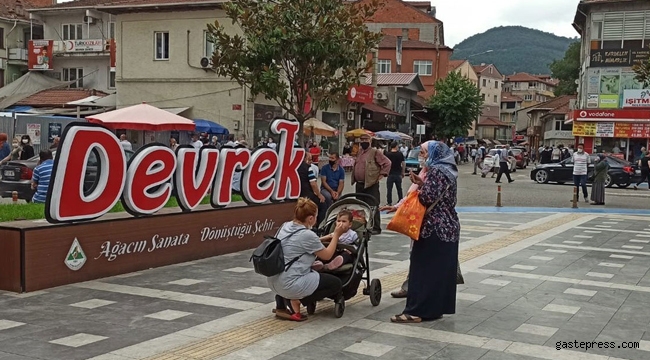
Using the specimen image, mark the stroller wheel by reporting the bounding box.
[369,279,382,306]
[306,302,316,315]
[334,298,345,318]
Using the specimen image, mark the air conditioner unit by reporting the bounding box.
[374,91,389,100]
[83,16,94,24]
[347,111,354,121]
[104,42,111,51]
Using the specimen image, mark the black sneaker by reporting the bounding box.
[508,180,515,183]
[371,229,382,235]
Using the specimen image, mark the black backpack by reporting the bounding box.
[250,228,307,277]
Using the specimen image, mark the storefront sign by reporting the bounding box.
[28,40,53,70]
[65,39,104,52]
[587,94,599,108]
[595,122,614,137]
[590,48,650,67]
[572,122,597,136]
[598,94,619,108]
[587,69,600,93]
[46,119,304,224]
[613,122,650,138]
[347,85,374,104]
[623,89,650,108]
[572,109,650,121]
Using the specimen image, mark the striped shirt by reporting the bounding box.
[572,152,590,176]
[32,159,54,203]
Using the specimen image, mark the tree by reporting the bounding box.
[207,0,382,140]
[426,71,482,140]
[632,59,650,88]
[550,41,580,96]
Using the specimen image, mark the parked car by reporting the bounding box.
[483,149,517,173]
[405,147,421,174]
[0,149,134,202]
[510,148,527,169]
[530,154,641,188]
[512,146,529,167]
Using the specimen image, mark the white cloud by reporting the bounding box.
[433,0,579,47]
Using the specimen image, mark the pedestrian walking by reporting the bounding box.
[472,149,481,175]
[495,148,514,183]
[572,144,590,202]
[384,142,405,206]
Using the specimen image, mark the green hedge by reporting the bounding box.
[0,194,243,223]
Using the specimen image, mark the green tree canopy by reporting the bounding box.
[550,41,580,96]
[426,71,482,140]
[207,0,382,136]
[633,59,650,88]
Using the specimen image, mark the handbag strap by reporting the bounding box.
[425,184,450,214]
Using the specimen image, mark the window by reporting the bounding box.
[482,79,486,87]
[154,32,169,60]
[524,94,533,101]
[63,68,83,88]
[506,102,516,109]
[377,59,391,74]
[109,22,115,39]
[413,60,432,76]
[554,119,572,131]
[204,30,216,58]
[108,68,116,89]
[494,81,499,89]
[481,93,485,101]
[0,28,4,48]
[62,24,83,40]
[493,95,497,103]
[592,11,650,48]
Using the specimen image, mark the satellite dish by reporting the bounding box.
[200,57,209,68]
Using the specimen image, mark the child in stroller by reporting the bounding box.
[312,210,357,272]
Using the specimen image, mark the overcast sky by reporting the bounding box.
[435,0,579,47]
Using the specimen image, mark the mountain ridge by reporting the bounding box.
[450,26,579,76]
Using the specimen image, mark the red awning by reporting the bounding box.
[87,103,196,131]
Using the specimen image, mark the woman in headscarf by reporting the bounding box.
[591,154,609,205]
[390,141,460,323]
[380,140,434,298]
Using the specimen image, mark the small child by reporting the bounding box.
[313,210,358,271]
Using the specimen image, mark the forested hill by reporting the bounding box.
[451,26,578,75]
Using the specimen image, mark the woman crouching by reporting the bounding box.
[269,198,346,321]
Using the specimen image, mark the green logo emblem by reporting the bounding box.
[65,238,86,271]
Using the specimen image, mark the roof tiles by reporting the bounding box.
[363,73,418,86]
[17,88,109,107]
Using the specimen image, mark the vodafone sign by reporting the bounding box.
[572,109,650,122]
[45,119,304,224]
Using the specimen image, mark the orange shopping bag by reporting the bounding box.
[386,191,425,240]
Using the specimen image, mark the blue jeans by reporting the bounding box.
[573,174,588,198]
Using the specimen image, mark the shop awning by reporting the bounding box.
[362,103,402,117]
[483,139,493,145]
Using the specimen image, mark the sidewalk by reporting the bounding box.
[0,210,649,360]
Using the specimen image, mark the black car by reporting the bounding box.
[530,154,641,188]
[0,149,134,202]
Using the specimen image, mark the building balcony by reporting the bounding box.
[52,39,110,56]
[8,48,28,62]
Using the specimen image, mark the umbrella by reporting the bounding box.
[395,131,413,141]
[303,118,336,137]
[374,131,401,141]
[193,119,229,135]
[87,103,196,131]
[345,128,375,138]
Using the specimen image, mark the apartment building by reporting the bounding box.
[27,1,115,92]
[571,0,650,159]
[473,64,503,126]
[502,72,557,108]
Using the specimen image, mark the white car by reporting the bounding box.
[482,149,517,172]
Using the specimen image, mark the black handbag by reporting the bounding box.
[250,228,306,277]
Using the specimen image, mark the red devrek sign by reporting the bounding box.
[45,119,305,223]
[347,85,374,104]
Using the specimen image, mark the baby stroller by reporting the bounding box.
[308,193,382,318]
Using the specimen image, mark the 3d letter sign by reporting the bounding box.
[45,119,305,223]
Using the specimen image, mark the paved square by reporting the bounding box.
[0,320,24,331]
[70,299,116,309]
[144,310,193,321]
[49,333,108,348]
[343,341,395,357]
[167,279,206,286]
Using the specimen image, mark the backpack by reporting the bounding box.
[250,228,307,277]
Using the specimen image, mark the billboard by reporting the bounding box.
[28,40,53,71]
